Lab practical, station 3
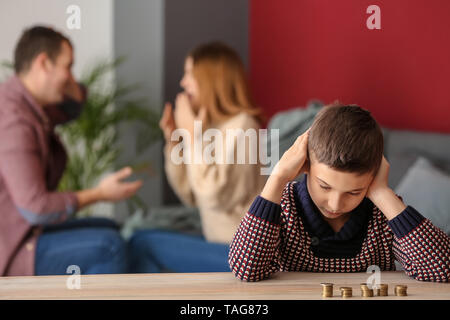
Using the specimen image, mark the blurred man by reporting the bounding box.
[0,26,141,276]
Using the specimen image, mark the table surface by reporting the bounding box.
[0,271,449,300]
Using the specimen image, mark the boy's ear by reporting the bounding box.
[302,157,310,175]
[303,148,310,174]
[305,159,310,174]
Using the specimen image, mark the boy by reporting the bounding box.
[228,104,449,282]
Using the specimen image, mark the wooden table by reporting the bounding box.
[0,271,449,300]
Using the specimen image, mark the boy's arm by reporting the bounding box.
[368,156,450,282]
[388,206,450,282]
[229,130,310,281]
[228,195,283,282]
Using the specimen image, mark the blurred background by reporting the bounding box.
[1,0,449,234]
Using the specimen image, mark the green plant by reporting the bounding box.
[56,57,161,217]
[0,61,14,82]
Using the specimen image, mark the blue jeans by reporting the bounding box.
[35,218,128,275]
[128,230,230,273]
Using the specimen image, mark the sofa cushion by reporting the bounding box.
[384,129,450,188]
[395,156,450,235]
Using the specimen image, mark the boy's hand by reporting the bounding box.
[271,129,310,182]
[367,155,406,220]
[366,155,390,200]
[261,129,310,204]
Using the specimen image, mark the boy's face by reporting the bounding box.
[305,155,374,220]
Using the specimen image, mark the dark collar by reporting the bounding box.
[294,175,372,241]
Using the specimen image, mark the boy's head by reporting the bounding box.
[305,103,384,220]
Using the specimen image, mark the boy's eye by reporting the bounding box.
[320,184,360,196]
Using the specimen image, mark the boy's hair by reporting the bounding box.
[308,103,384,176]
[14,25,72,74]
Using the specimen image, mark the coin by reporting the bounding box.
[321,283,333,298]
[395,285,407,296]
[340,287,352,298]
[378,284,388,296]
[361,288,374,297]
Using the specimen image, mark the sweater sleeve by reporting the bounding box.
[229,190,287,282]
[164,143,197,207]
[388,206,450,282]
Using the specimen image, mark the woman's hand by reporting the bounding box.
[159,102,176,143]
[174,92,196,136]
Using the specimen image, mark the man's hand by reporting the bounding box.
[76,167,143,209]
[367,155,406,220]
[95,167,143,202]
[260,129,310,204]
[64,74,84,103]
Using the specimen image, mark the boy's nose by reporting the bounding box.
[328,194,343,212]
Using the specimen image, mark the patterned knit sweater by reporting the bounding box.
[228,176,450,282]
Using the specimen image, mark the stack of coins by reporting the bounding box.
[360,283,374,297]
[321,283,333,298]
[378,284,388,296]
[395,285,407,296]
[340,287,352,298]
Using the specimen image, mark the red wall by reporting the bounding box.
[250,0,450,133]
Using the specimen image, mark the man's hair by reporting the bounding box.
[308,103,384,175]
[14,25,72,74]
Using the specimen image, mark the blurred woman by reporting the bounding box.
[128,42,267,272]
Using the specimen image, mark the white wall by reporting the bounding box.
[0,0,114,78]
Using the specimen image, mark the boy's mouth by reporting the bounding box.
[324,209,342,216]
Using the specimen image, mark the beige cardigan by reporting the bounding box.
[164,112,267,244]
